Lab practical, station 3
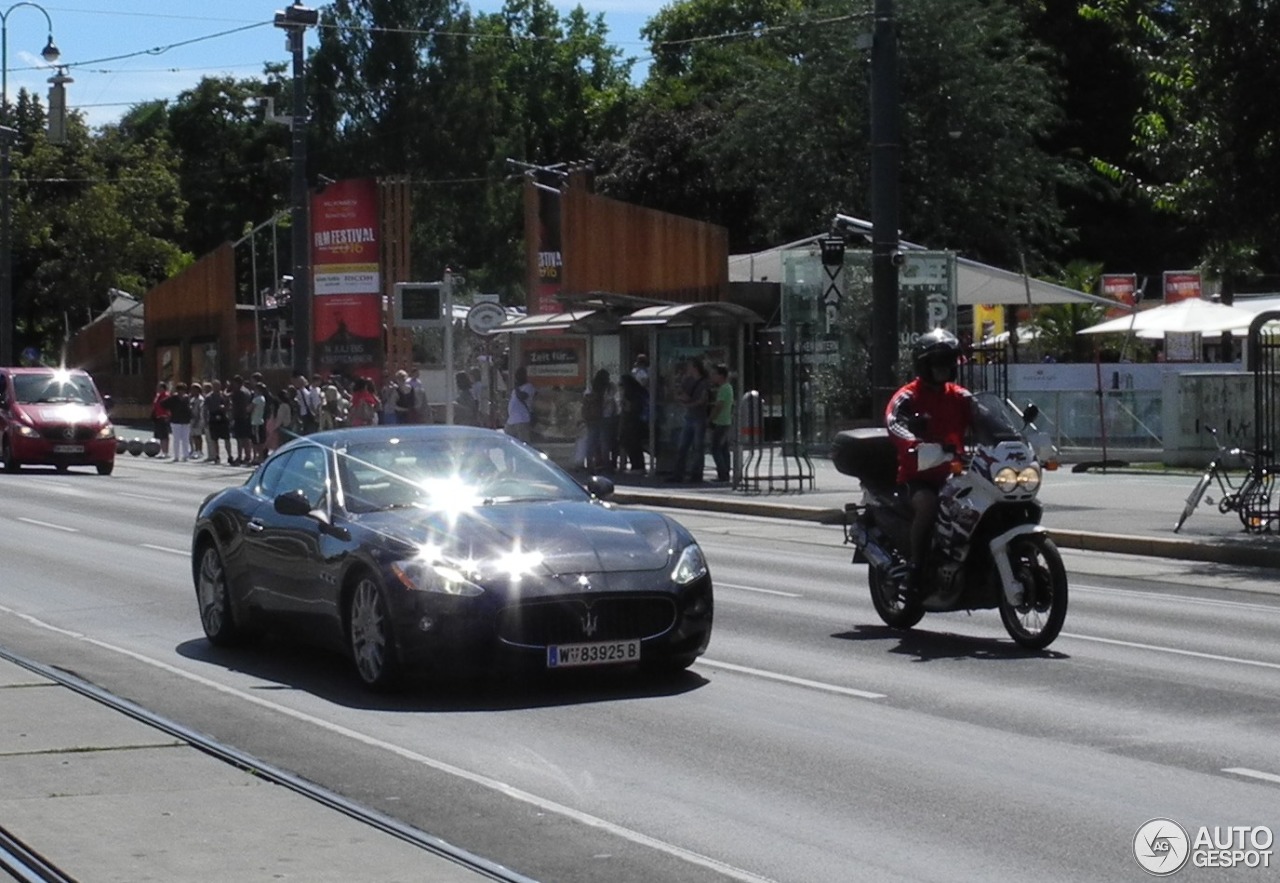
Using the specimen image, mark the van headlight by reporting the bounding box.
[671,544,708,585]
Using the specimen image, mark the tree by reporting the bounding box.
[1080,1,1280,297]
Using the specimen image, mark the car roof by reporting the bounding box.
[277,424,512,453]
[4,366,91,374]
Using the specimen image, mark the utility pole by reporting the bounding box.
[869,0,900,414]
[274,2,318,377]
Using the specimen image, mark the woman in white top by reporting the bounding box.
[504,366,535,443]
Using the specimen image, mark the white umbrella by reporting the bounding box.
[1077,298,1261,339]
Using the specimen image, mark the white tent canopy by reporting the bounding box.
[1077,298,1260,339]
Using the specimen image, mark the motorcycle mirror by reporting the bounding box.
[1022,403,1040,425]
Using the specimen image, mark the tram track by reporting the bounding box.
[0,646,536,883]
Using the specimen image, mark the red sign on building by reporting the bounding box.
[1163,270,1202,304]
[311,178,383,380]
[1101,273,1138,319]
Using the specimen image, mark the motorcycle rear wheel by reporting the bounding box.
[998,534,1068,650]
[868,567,925,629]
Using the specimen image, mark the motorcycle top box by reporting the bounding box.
[831,428,898,487]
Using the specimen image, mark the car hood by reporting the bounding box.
[358,499,678,574]
[15,402,106,424]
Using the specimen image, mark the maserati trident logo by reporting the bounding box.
[580,610,599,638]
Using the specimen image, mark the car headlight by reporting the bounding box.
[390,558,485,597]
[96,423,115,439]
[671,544,708,585]
[1017,466,1041,492]
[992,467,1019,493]
[15,424,40,438]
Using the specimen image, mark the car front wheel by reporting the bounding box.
[196,543,245,645]
[348,574,401,691]
[2,438,19,473]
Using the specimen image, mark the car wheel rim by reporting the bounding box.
[351,579,386,682]
[198,547,226,636]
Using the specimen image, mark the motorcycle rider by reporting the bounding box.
[885,328,973,600]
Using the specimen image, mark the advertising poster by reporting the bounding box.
[533,184,563,316]
[974,304,1004,344]
[311,178,383,379]
[1163,271,1201,304]
[1101,273,1138,319]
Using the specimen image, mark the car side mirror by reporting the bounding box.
[274,489,312,517]
[102,394,114,413]
[586,475,615,499]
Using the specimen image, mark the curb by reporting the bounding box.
[609,490,1280,570]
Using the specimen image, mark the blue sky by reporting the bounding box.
[15,2,663,129]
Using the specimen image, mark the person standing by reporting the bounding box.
[709,363,735,482]
[249,382,268,464]
[504,366,535,443]
[379,376,400,425]
[151,382,172,458]
[188,382,206,460]
[618,373,648,472]
[293,374,321,435]
[229,375,253,465]
[348,377,380,427]
[205,379,233,464]
[670,358,710,483]
[163,382,192,462]
[454,371,478,426]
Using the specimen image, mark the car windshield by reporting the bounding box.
[13,371,100,405]
[336,434,589,513]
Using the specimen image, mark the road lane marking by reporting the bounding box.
[0,607,781,883]
[698,659,886,700]
[1062,633,1280,671]
[16,517,78,533]
[716,582,802,598]
[1074,583,1280,615]
[1223,767,1280,786]
[139,543,188,556]
[119,492,174,503]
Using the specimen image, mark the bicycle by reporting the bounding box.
[1174,426,1277,533]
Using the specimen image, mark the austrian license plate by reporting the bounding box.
[52,445,84,454]
[547,640,640,669]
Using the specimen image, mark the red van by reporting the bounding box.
[0,367,116,475]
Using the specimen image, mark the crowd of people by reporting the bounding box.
[148,369,436,465]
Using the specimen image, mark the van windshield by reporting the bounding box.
[13,372,100,405]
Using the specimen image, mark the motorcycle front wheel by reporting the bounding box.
[868,567,925,630]
[998,534,1068,650]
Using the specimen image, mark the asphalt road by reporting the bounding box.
[1,458,1278,882]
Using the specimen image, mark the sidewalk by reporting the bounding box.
[605,454,1280,570]
[0,652,519,882]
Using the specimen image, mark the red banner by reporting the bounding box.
[311,178,383,381]
[1163,270,1201,304]
[1101,274,1137,319]
[533,184,562,316]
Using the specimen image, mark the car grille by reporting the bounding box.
[498,595,678,647]
[39,424,96,441]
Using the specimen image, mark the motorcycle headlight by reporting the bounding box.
[671,544,708,585]
[390,558,485,597]
[1017,466,1041,492]
[993,467,1019,493]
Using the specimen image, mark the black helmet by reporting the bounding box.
[912,328,961,381]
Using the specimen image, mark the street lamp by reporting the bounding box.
[275,1,318,377]
[0,1,59,367]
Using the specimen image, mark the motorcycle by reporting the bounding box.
[832,393,1068,650]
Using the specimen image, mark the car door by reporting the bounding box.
[243,445,332,625]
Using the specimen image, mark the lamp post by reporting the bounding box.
[274,1,318,378]
[869,0,899,414]
[0,2,58,367]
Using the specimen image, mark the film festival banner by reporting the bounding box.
[311,178,383,378]
[1163,270,1202,304]
[534,184,563,316]
[1101,273,1138,319]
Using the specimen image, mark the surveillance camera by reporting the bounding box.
[891,250,906,267]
